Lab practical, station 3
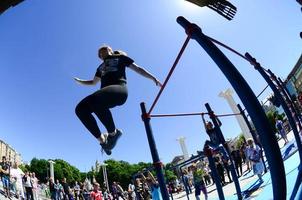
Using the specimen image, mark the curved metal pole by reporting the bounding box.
[270,70,302,130]
[176,16,286,199]
[179,166,190,200]
[245,53,302,162]
[237,104,267,173]
[204,143,225,200]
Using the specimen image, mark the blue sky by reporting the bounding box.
[0,0,301,172]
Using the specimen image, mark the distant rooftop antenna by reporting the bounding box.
[185,0,237,20]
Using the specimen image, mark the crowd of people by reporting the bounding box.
[47,171,162,200]
[1,116,290,200]
[0,136,269,200]
[0,156,41,200]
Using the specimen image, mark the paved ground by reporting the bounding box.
[172,130,298,200]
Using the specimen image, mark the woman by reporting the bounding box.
[90,182,103,200]
[246,138,264,183]
[75,45,162,155]
[141,171,162,200]
[191,164,208,200]
[10,162,25,199]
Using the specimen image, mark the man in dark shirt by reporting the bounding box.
[61,178,70,200]
[49,177,56,200]
[231,146,243,177]
[0,156,10,198]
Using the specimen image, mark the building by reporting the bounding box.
[285,54,302,97]
[0,139,22,165]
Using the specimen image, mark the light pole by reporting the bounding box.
[48,160,55,179]
[101,163,109,193]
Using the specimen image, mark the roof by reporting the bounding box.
[171,155,185,165]
[285,54,302,83]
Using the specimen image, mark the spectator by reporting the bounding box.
[49,177,56,200]
[32,172,39,200]
[61,178,70,200]
[83,178,92,200]
[141,171,162,200]
[0,156,10,199]
[215,157,226,186]
[134,178,144,200]
[74,181,80,200]
[247,138,264,183]
[102,189,110,200]
[10,162,25,199]
[203,165,212,186]
[275,118,289,144]
[111,182,125,200]
[231,146,243,177]
[128,181,136,200]
[240,143,250,172]
[191,164,208,200]
[54,179,63,200]
[183,170,192,194]
[222,157,232,183]
[23,171,34,200]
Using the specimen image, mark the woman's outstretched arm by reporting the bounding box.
[128,63,162,87]
[74,76,101,86]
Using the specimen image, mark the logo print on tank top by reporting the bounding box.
[102,58,119,76]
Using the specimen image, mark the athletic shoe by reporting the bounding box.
[99,133,111,155]
[100,143,112,155]
[106,129,123,150]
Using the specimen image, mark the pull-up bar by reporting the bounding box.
[150,112,205,118]
[150,111,241,118]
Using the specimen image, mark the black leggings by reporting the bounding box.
[75,84,128,139]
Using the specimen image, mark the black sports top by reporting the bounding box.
[95,54,134,88]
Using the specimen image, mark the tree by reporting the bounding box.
[30,158,49,182]
[19,164,30,173]
[268,95,281,107]
[266,110,283,133]
[26,158,82,184]
[235,134,246,149]
[53,159,81,183]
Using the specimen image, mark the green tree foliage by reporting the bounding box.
[266,110,283,133]
[235,134,246,149]
[163,163,177,182]
[268,95,281,107]
[53,159,81,183]
[92,160,158,189]
[266,111,277,132]
[19,164,30,173]
[30,158,49,182]
[27,158,81,184]
[24,158,177,189]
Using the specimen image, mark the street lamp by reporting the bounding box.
[101,162,109,193]
[48,160,55,179]
[185,0,237,20]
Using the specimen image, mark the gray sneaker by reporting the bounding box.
[106,129,123,150]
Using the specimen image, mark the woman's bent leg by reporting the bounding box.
[75,96,101,139]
